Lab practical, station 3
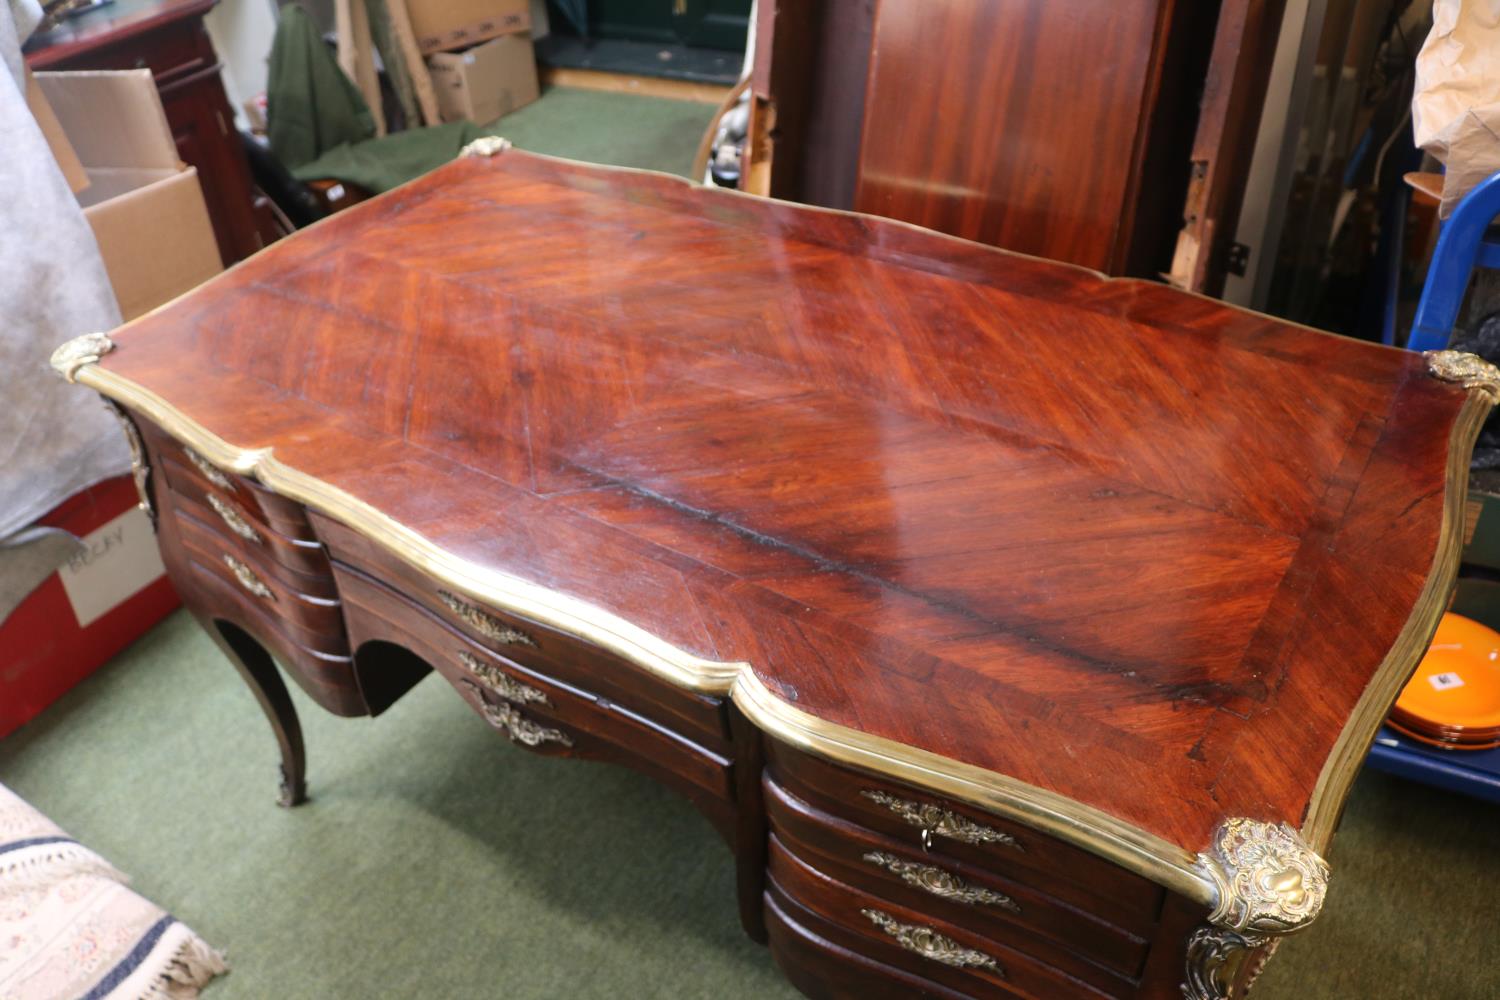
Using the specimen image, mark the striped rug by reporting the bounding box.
[0,784,226,999]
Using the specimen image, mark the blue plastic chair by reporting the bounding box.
[1407,171,1500,352]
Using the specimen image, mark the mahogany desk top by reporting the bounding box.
[54,143,1495,996]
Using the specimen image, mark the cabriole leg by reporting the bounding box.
[195,612,308,807]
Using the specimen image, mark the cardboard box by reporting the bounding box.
[409,0,529,54]
[0,477,179,738]
[24,67,88,194]
[408,0,531,54]
[34,70,223,321]
[428,33,539,125]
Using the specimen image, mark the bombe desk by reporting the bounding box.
[53,142,1494,999]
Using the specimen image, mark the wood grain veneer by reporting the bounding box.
[54,148,1490,998]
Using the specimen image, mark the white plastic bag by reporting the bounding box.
[1412,0,1500,217]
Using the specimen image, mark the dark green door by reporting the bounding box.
[585,0,751,51]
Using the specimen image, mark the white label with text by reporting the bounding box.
[58,506,165,627]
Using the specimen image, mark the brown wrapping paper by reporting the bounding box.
[1413,0,1500,217]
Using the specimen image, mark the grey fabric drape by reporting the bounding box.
[0,2,129,544]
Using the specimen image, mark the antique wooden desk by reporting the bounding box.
[53,143,1494,999]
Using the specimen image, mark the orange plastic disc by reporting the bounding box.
[1387,718,1500,752]
[1394,612,1500,735]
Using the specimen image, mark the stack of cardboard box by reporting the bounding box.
[4,71,220,735]
[29,70,222,322]
[414,0,540,125]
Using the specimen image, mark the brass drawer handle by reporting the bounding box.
[207,494,262,544]
[860,909,1003,974]
[861,852,1020,913]
[184,447,233,490]
[475,693,573,748]
[223,554,273,600]
[438,590,537,647]
[860,790,1021,852]
[457,650,548,706]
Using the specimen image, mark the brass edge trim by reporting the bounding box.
[730,669,1215,908]
[1300,387,1492,851]
[73,364,746,696]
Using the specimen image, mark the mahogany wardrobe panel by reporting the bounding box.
[746,0,1283,292]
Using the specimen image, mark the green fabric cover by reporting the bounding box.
[266,5,501,193]
[265,5,376,170]
[290,121,503,194]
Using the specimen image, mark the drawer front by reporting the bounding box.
[167,480,331,577]
[768,836,1122,1000]
[312,511,730,752]
[181,558,364,716]
[174,512,344,639]
[146,427,313,538]
[768,743,1162,927]
[29,17,213,81]
[765,777,1149,983]
[180,545,343,654]
[334,563,737,819]
[168,492,336,599]
[765,891,973,1000]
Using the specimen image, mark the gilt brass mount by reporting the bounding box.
[438,590,538,647]
[860,790,1021,852]
[1182,819,1329,999]
[861,851,1019,912]
[1426,350,1500,399]
[860,909,1002,974]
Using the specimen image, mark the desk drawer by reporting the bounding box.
[765,777,1149,983]
[768,836,1123,1000]
[174,511,343,640]
[144,425,312,538]
[765,890,971,1000]
[169,492,336,600]
[29,16,213,82]
[334,563,737,836]
[312,512,730,752]
[182,558,363,716]
[166,479,331,578]
[768,743,1162,929]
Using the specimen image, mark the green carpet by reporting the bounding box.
[0,611,790,999]
[487,85,716,179]
[2,611,1496,998]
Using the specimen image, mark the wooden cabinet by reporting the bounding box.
[27,0,278,264]
[745,0,1284,294]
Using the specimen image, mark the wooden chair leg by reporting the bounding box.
[193,612,308,807]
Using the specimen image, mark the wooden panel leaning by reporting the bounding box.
[48,145,1497,998]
